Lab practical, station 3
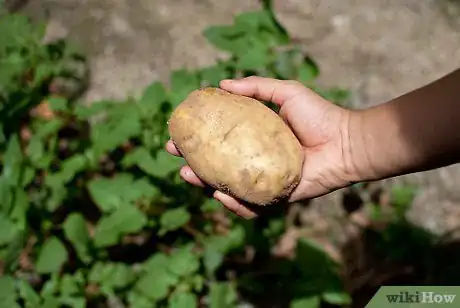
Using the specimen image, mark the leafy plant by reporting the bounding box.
[0,3,352,308]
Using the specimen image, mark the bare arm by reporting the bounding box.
[348,68,460,182]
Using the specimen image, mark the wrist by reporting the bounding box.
[341,109,379,183]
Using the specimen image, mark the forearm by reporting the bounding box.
[349,68,460,182]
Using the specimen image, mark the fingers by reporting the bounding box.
[179,165,206,187]
[179,165,258,219]
[214,191,258,219]
[180,164,258,219]
[220,76,308,107]
[165,139,181,156]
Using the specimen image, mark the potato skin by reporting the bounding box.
[168,87,303,206]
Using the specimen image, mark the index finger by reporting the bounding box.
[219,76,309,107]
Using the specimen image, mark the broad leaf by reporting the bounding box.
[298,57,319,84]
[88,262,136,291]
[1,134,23,186]
[322,291,352,305]
[201,198,222,213]
[151,150,182,177]
[290,296,320,308]
[295,239,339,291]
[35,236,68,274]
[138,81,168,116]
[47,96,68,112]
[0,213,20,245]
[202,25,247,55]
[169,69,200,106]
[168,247,200,278]
[135,269,178,302]
[63,213,91,263]
[159,207,191,235]
[60,273,84,296]
[203,246,223,277]
[209,282,238,308]
[88,174,157,212]
[127,291,155,308]
[168,291,197,308]
[200,63,230,87]
[0,276,20,308]
[18,279,41,307]
[122,147,178,180]
[93,204,147,247]
[235,40,271,71]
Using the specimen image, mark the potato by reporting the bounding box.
[167,87,303,206]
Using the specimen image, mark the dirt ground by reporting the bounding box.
[19,0,460,236]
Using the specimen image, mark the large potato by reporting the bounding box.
[167,87,303,206]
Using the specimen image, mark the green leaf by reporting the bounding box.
[203,25,247,54]
[45,186,67,211]
[123,147,178,176]
[234,10,289,45]
[90,103,142,157]
[35,119,64,139]
[235,41,271,71]
[204,224,245,255]
[135,269,178,302]
[35,236,68,274]
[203,247,223,277]
[33,63,55,85]
[73,101,113,120]
[46,154,88,187]
[26,136,45,166]
[168,247,200,278]
[0,275,20,308]
[390,185,416,216]
[201,198,222,213]
[143,253,170,272]
[1,134,23,185]
[295,238,338,291]
[322,291,352,305]
[0,213,20,245]
[41,296,60,308]
[290,296,320,308]
[0,230,26,272]
[127,291,155,308]
[59,296,86,308]
[122,147,178,180]
[200,63,230,87]
[138,81,168,116]
[88,262,136,291]
[18,279,41,307]
[93,204,147,247]
[169,291,197,308]
[190,275,204,292]
[60,273,84,296]
[209,282,238,308]
[298,57,319,84]
[159,207,191,235]
[87,174,157,212]
[63,213,91,263]
[7,188,29,227]
[169,69,200,106]
[40,273,60,297]
[47,96,68,112]
[151,150,182,177]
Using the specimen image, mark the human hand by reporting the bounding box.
[166,76,359,218]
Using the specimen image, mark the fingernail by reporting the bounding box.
[180,167,189,177]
